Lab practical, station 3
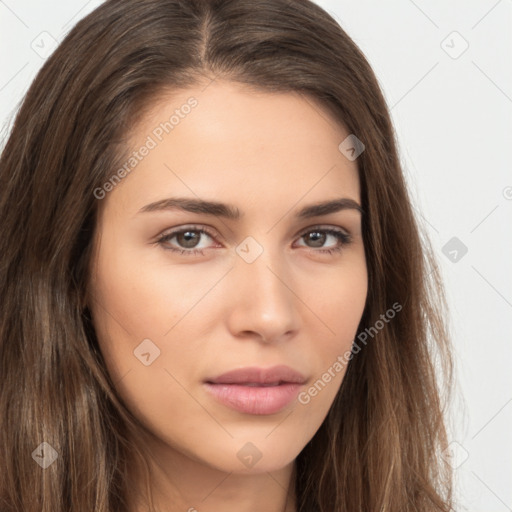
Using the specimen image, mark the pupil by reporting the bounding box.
[179,231,198,248]
[308,231,325,247]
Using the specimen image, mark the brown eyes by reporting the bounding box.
[155,224,352,257]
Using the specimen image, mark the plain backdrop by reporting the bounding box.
[1,1,511,510]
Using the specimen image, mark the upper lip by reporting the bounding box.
[205,365,307,385]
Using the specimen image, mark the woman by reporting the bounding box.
[0,0,454,510]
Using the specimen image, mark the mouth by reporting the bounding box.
[206,381,286,387]
[204,364,307,386]
[203,380,305,415]
[203,382,303,415]
[203,365,307,415]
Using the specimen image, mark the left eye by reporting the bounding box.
[156,225,352,256]
[295,228,351,254]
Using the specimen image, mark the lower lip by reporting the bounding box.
[203,382,302,415]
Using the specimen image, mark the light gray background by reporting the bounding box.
[1,1,511,510]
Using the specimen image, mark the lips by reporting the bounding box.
[204,365,307,386]
[203,365,308,415]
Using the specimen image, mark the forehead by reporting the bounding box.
[103,79,361,217]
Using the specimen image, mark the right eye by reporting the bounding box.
[155,225,220,256]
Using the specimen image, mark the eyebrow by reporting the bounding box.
[137,196,363,219]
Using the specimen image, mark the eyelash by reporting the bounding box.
[155,224,352,257]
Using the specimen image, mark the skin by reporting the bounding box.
[87,78,368,512]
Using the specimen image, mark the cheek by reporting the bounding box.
[302,259,367,396]
[313,258,368,342]
[88,245,228,400]
[91,244,217,339]
[88,250,208,430]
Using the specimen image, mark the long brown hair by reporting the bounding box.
[0,0,454,510]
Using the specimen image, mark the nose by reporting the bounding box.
[225,243,300,344]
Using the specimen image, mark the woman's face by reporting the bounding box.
[88,78,367,476]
